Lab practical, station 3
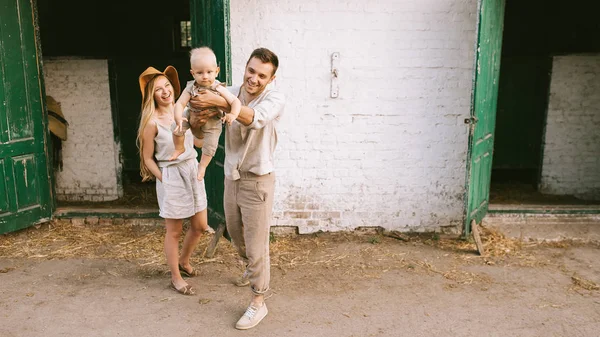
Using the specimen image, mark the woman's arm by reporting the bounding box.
[142,120,163,182]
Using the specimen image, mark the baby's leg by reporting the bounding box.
[197,119,222,180]
[188,112,205,140]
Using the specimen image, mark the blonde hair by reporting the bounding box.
[190,46,217,66]
[136,75,165,182]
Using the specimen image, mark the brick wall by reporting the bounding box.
[43,59,122,202]
[540,55,600,200]
[230,0,478,232]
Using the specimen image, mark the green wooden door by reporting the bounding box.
[0,0,53,233]
[464,0,505,234]
[190,0,230,229]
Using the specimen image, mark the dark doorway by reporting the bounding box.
[490,0,600,205]
[37,0,191,207]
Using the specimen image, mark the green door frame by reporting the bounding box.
[463,0,506,236]
[191,0,231,85]
[190,0,231,228]
[0,0,55,233]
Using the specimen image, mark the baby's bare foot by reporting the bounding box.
[170,148,186,161]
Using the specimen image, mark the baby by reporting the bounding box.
[172,47,241,180]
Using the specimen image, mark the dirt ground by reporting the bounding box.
[1,221,599,337]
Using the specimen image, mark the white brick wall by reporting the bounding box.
[540,55,600,200]
[230,0,478,232]
[43,59,122,202]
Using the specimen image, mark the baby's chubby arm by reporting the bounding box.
[173,91,192,132]
[193,136,204,149]
[215,86,241,125]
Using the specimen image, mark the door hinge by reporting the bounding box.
[464,116,479,125]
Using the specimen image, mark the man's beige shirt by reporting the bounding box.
[224,85,285,179]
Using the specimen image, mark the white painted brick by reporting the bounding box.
[540,55,600,200]
[43,59,122,202]
[230,0,478,233]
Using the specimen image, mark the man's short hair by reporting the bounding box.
[247,48,279,76]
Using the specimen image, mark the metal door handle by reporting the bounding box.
[464,116,479,124]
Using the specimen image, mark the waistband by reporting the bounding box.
[157,157,197,168]
[236,171,276,181]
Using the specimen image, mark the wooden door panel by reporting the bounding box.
[465,0,505,234]
[191,0,230,231]
[0,160,8,213]
[12,154,40,209]
[0,0,53,233]
[1,0,34,140]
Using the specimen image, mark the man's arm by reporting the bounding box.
[193,137,204,149]
[191,90,254,126]
[190,90,229,111]
[243,91,285,129]
[187,92,223,126]
[236,106,255,126]
[189,89,285,128]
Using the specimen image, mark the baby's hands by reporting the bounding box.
[222,113,237,126]
[174,117,188,133]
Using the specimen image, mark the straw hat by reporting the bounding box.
[138,66,180,101]
[46,95,68,141]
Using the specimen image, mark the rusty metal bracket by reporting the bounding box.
[330,52,339,98]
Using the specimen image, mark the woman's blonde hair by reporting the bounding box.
[136,75,167,182]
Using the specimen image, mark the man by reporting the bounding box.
[190,48,285,330]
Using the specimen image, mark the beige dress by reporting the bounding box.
[154,122,207,219]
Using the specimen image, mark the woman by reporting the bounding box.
[137,66,211,295]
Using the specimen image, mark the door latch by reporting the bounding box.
[464,116,479,124]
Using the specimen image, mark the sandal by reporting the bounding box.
[170,281,196,296]
[179,264,200,277]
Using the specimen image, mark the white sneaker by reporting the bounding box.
[235,303,268,330]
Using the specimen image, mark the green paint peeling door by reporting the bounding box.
[190,0,230,229]
[0,0,53,233]
[464,0,505,234]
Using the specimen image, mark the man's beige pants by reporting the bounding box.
[224,172,275,295]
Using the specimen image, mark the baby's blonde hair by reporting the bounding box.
[190,46,217,66]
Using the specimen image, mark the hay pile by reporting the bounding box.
[1,220,590,289]
[571,274,600,292]
[408,225,554,267]
[0,220,237,268]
